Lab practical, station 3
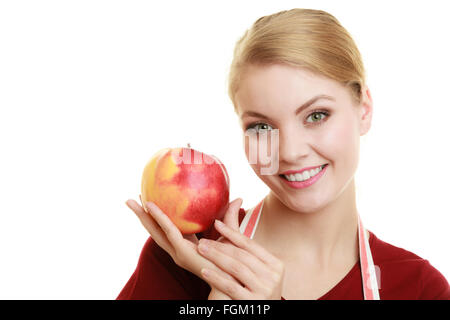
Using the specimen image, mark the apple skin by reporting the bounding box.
[141,147,230,235]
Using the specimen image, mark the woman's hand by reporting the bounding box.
[198,212,285,300]
[125,195,243,298]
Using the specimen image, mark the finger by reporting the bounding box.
[214,219,282,271]
[201,268,249,300]
[198,239,268,293]
[145,201,184,249]
[198,255,240,283]
[207,289,232,300]
[223,198,243,232]
[216,235,228,244]
[201,238,276,281]
[125,199,174,255]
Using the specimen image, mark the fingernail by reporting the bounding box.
[198,241,209,252]
[215,219,224,229]
[146,202,155,211]
[201,268,210,277]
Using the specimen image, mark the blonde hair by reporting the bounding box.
[228,8,366,111]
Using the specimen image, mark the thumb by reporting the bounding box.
[222,198,243,232]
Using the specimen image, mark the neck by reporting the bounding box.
[255,180,359,269]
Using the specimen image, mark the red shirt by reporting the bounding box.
[117,208,450,300]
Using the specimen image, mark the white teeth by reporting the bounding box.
[302,171,310,180]
[283,165,324,182]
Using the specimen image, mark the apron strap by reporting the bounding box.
[358,215,380,299]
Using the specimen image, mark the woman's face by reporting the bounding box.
[235,63,372,213]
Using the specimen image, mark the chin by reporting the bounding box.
[286,197,329,214]
[270,182,332,214]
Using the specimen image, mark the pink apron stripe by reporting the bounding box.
[243,200,263,238]
[358,216,375,300]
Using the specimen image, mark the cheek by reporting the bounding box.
[321,120,360,171]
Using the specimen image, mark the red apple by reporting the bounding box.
[141,147,230,234]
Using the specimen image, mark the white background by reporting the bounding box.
[0,0,449,299]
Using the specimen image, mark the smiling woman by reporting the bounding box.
[117,8,449,300]
[236,63,370,214]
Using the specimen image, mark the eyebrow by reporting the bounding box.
[240,94,336,120]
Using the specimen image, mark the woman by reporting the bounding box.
[117,8,449,300]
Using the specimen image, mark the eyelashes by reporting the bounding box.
[305,110,330,125]
[244,109,330,132]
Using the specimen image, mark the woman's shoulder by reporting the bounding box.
[369,231,425,262]
[369,231,450,300]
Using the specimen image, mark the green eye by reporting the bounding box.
[256,123,272,131]
[306,111,328,123]
[247,123,273,132]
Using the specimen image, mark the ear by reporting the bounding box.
[359,86,373,136]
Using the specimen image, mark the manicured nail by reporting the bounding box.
[146,202,155,212]
[198,242,209,253]
[215,219,225,229]
[201,268,210,277]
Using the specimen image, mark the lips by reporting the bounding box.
[278,164,328,189]
[279,164,327,176]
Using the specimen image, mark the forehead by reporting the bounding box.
[235,64,345,115]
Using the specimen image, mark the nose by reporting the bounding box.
[278,126,309,165]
